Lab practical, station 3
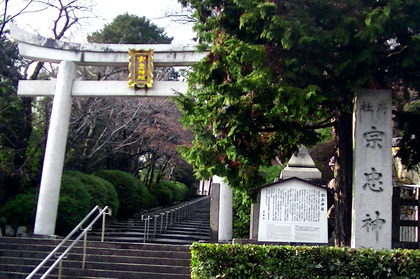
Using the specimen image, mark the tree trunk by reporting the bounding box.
[148,156,157,188]
[333,105,354,247]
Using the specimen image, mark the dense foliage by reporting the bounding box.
[63,171,120,215]
[88,13,173,44]
[94,170,152,217]
[1,169,192,234]
[155,180,190,202]
[191,243,420,279]
[0,187,37,229]
[178,0,420,246]
[394,102,420,169]
[150,184,174,206]
[0,171,119,234]
[0,34,33,207]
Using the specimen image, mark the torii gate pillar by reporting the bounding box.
[34,61,76,235]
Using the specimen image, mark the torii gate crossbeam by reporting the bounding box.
[10,24,208,236]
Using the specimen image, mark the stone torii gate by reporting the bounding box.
[10,24,208,236]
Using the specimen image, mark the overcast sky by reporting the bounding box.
[10,0,195,44]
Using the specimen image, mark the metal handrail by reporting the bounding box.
[141,196,210,242]
[26,205,111,279]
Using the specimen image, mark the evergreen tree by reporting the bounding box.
[88,13,173,44]
[0,34,32,206]
[176,0,420,246]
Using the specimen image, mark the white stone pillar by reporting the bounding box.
[213,175,233,242]
[34,61,77,236]
[352,89,392,249]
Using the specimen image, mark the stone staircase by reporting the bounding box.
[95,197,210,245]
[0,196,210,278]
[0,237,191,278]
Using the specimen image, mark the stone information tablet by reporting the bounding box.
[258,179,328,243]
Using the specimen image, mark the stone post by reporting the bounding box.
[210,183,220,243]
[352,89,392,249]
[210,176,232,242]
[34,61,76,236]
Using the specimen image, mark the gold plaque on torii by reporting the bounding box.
[128,49,154,88]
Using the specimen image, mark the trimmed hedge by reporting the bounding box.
[64,171,119,216]
[56,173,93,234]
[157,180,189,202]
[0,187,38,230]
[150,180,190,206]
[150,183,173,206]
[137,182,158,209]
[95,170,157,217]
[0,171,120,235]
[190,243,420,279]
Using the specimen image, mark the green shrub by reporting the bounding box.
[190,243,420,279]
[0,171,121,235]
[174,181,190,201]
[56,173,93,235]
[150,184,173,206]
[0,187,37,230]
[0,173,92,235]
[95,170,144,218]
[157,180,189,202]
[65,171,119,216]
[137,182,158,209]
[232,190,252,239]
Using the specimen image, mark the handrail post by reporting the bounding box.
[153,215,158,237]
[147,216,150,240]
[143,216,147,243]
[58,260,62,279]
[160,213,164,232]
[82,232,87,269]
[101,207,111,242]
[165,211,169,229]
[101,212,106,242]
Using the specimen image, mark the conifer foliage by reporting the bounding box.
[177,0,420,246]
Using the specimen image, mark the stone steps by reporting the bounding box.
[0,196,211,278]
[91,197,211,245]
[0,237,191,279]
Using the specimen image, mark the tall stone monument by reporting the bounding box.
[352,89,392,249]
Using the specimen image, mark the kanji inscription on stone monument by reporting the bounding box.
[352,89,392,249]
